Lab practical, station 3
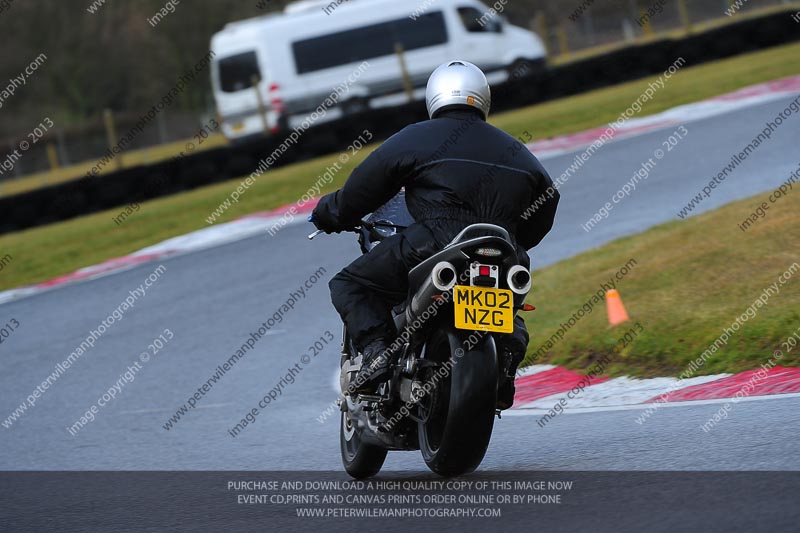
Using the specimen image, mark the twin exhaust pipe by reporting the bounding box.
[406,261,531,326]
[506,265,532,295]
[431,262,458,291]
[433,261,531,295]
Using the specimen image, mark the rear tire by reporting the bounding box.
[418,331,497,477]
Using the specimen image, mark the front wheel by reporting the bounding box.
[418,330,498,477]
[340,411,387,479]
[339,331,387,479]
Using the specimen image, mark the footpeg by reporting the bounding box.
[357,393,383,403]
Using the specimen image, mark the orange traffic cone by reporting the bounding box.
[605,289,629,326]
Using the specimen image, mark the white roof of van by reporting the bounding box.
[284,0,335,14]
[220,0,471,33]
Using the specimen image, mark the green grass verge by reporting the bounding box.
[0,42,799,292]
[496,41,800,141]
[522,190,800,377]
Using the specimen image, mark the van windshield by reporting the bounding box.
[218,51,261,93]
[293,11,448,74]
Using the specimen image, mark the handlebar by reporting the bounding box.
[307,216,404,240]
[307,215,322,240]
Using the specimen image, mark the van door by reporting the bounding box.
[453,6,504,73]
[396,11,455,99]
[215,50,271,138]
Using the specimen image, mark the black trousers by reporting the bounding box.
[329,222,530,362]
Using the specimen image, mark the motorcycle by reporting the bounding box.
[309,195,533,478]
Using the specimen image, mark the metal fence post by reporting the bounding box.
[46,143,60,172]
[677,0,693,34]
[395,43,415,103]
[556,22,570,57]
[251,75,270,136]
[103,108,123,170]
[641,9,654,37]
[535,13,551,57]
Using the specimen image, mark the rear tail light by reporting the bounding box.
[268,83,284,133]
[471,262,498,288]
[474,247,502,257]
[269,83,283,110]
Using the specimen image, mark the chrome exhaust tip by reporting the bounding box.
[432,261,458,291]
[507,265,532,295]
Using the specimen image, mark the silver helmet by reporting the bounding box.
[426,61,491,120]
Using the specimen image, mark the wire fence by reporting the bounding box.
[524,0,797,57]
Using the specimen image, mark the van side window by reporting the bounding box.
[293,11,448,74]
[458,7,498,33]
[218,51,261,93]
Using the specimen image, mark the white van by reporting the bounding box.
[210,0,546,143]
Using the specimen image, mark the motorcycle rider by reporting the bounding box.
[312,61,559,409]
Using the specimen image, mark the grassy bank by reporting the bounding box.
[0,42,799,291]
[522,189,800,377]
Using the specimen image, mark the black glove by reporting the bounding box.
[310,208,341,234]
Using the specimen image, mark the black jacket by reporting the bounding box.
[314,109,559,251]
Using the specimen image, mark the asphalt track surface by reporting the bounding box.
[1,95,799,484]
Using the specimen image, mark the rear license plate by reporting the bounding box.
[453,286,514,334]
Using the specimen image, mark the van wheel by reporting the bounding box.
[342,97,368,115]
[509,59,537,82]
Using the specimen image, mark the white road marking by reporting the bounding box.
[532,77,800,160]
[514,374,730,410]
[503,392,800,417]
[515,364,557,378]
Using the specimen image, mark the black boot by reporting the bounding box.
[350,339,392,394]
[497,345,525,410]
